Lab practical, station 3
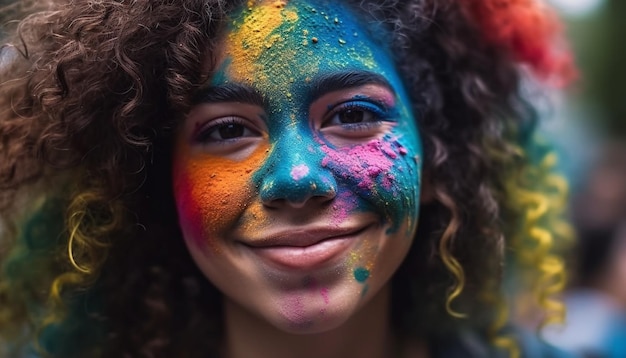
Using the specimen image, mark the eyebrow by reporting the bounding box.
[309,71,395,102]
[192,70,394,106]
[192,82,267,107]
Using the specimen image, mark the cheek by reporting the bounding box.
[319,133,421,228]
[172,144,270,247]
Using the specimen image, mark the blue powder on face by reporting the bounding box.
[219,0,423,232]
[353,267,370,283]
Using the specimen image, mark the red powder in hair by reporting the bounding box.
[461,0,576,86]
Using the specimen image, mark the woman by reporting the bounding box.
[0,0,575,357]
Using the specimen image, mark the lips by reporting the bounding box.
[241,226,368,270]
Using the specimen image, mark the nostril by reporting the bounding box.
[259,166,338,208]
[254,137,338,208]
[286,199,308,209]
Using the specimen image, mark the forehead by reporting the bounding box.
[216,0,397,90]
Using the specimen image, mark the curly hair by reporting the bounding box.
[0,0,574,357]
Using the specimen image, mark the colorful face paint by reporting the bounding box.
[173,0,422,334]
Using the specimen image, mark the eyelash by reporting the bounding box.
[323,100,392,131]
[190,98,392,144]
[194,116,259,143]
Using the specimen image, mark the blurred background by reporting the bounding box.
[540,0,622,186]
[541,1,626,357]
[550,0,624,137]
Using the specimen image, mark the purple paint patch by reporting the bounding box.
[320,287,330,304]
[330,191,358,225]
[280,296,312,328]
[320,139,399,191]
[290,164,310,181]
[381,172,395,190]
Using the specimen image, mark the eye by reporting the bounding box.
[333,107,373,124]
[195,116,261,143]
[322,100,390,131]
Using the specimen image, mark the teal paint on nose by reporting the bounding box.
[255,126,337,206]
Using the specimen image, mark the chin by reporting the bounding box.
[257,273,390,336]
[268,296,361,335]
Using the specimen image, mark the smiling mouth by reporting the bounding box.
[242,226,369,270]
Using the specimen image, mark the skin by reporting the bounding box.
[172,0,424,356]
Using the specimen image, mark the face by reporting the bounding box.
[173,0,422,333]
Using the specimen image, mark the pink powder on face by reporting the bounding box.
[381,172,395,191]
[320,287,330,304]
[320,139,397,191]
[173,170,209,248]
[330,191,358,226]
[280,295,310,328]
[306,277,330,305]
[290,164,310,181]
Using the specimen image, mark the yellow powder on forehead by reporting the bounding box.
[226,1,299,82]
[247,0,288,9]
[223,1,384,102]
[284,9,298,22]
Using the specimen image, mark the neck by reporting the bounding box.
[221,284,418,358]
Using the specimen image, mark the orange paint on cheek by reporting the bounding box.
[173,144,270,249]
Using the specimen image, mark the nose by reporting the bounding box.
[254,133,337,208]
